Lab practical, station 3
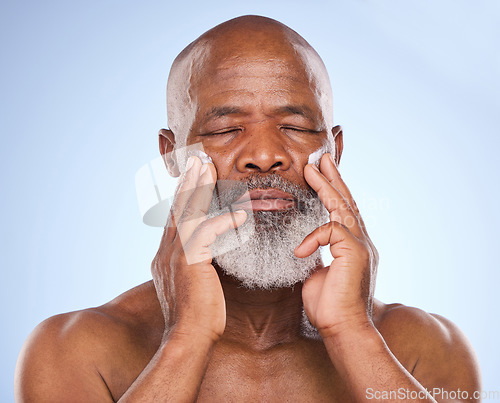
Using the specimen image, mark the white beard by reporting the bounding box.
[208,174,329,290]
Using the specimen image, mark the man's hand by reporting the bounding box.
[295,153,379,339]
[151,156,246,343]
[294,153,480,402]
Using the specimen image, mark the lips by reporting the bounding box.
[232,189,295,211]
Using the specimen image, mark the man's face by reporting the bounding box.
[172,42,335,289]
[184,45,331,190]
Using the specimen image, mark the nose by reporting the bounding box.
[235,125,291,174]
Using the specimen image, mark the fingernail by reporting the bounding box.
[231,209,246,221]
[329,154,335,165]
[185,156,195,171]
[199,163,208,176]
[311,164,320,172]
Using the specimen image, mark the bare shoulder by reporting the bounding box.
[15,281,163,402]
[373,300,482,396]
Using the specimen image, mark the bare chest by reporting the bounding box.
[194,342,355,403]
[107,339,355,402]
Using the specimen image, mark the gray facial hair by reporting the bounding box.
[207,174,330,290]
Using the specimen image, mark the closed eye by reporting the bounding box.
[201,126,321,136]
[201,127,242,136]
[281,126,321,134]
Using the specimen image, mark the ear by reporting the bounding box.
[159,129,180,177]
[331,125,343,166]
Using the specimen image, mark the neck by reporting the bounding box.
[218,271,307,351]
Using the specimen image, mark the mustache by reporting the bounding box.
[210,173,319,213]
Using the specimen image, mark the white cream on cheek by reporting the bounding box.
[174,144,213,175]
[187,149,213,165]
[307,145,331,168]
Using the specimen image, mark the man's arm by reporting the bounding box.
[120,159,245,401]
[296,153,480,402]
[118,331,216,402]
[323,308,481,402]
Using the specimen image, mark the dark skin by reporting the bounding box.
[16,16,480,402]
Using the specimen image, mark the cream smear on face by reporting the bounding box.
[307,145,328,168]
[307,144,337,168]
[187,149,212,165]
[175,145,213,175]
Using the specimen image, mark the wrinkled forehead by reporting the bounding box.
[195,56,300,102]
[192,37,329,98]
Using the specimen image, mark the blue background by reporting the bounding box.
[1,1,498,400]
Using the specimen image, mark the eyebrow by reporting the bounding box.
[203,104,318,124]
[204,106,244,121]
[273,105,317,124]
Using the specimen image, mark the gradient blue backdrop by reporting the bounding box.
[1,1,498,401]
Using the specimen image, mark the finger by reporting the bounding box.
[294,221,354,258]
[304,164,363,238]
[319,154,379,266]
[156,156,203,250]
[168,156,204,229]
[177,163,217,245]
[183,210,247,265]
[319,153,367,232]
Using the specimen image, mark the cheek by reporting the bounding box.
[289,139,332,184]
[289,151,312,184]
[184,138,232,174]
[289,135,328,161]
[206,150,238,180]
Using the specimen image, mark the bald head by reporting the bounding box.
[166,15,334,147]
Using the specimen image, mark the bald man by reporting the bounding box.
[15,16,480,402]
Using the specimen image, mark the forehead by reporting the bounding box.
[188,44,324,115]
